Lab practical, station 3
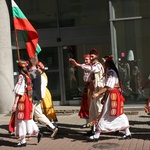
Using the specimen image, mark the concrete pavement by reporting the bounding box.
[0,105,150,150]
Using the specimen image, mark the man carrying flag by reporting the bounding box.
[11,0,41,58]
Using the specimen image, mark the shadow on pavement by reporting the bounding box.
[0,125,8,131]
[0,139,15,147]
[0,133,15,147]
[130,120,150,126]
[0,120,149,147]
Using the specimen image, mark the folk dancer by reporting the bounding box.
[88,55,131,141]
[69,54,92,128]
[29,57,58,138]
[11,60,42,147]
[71,48,105,135]
[36,61,58,125]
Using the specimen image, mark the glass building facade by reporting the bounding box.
[10,0,150,105]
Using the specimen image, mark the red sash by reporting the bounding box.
[110,88,125,116]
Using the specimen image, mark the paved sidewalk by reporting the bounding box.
[0,105,150,150]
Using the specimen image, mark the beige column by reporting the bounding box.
[0,0,14,114]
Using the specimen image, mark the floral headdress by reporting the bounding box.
[83,54,90,58]
[102,55,113,62]
[36,61,45,70]
[17,60,29,68]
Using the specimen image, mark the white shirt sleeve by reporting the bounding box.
[81,64,92,71]
[14,74,25,95]
[41,75,47,98]
[81,62,104,74]
[105,70,119,89]
[91,63,100,72]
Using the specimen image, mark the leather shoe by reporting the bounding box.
[14,142,26,147]
[120,134,132,140]
[37,132,43,143]
[87,135,99,142]
[82,124,88,128]
[85,130,94,136]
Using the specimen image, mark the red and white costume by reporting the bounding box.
[97,69,130,132]
[13,74,39,138]
[78,64,92,119]
[81,62,105,123]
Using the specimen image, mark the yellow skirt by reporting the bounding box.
[41,88,58,122]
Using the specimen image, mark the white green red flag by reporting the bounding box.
[11,0,41,58]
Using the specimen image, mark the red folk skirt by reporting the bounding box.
[78,82,90,119]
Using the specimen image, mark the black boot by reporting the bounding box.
[85,126,95,136]
[37,132,43,143]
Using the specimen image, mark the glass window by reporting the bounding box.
[58,0,109,27]
[111,0,150,19]
[14,0,109,28]
[38,47,59,70]
[15,0,57,28]
[113,19,150,103]
[37,47,60,100]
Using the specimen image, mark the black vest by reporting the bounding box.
[30,69,42,101]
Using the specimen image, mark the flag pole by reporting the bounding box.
[14,29,20,61]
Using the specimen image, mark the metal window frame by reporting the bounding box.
[108,0,142,67]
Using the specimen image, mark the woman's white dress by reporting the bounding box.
[97,69,130,132]
[14,74,39,138]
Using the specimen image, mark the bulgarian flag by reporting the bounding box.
[11,0,41,58]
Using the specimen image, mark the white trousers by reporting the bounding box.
[33,102,55,129]
[89,96,103,123]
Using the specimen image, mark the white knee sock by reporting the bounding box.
[21,137,26,144]
[125,128,131,136]
[94,132,100,138]
[85,119,89,124]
